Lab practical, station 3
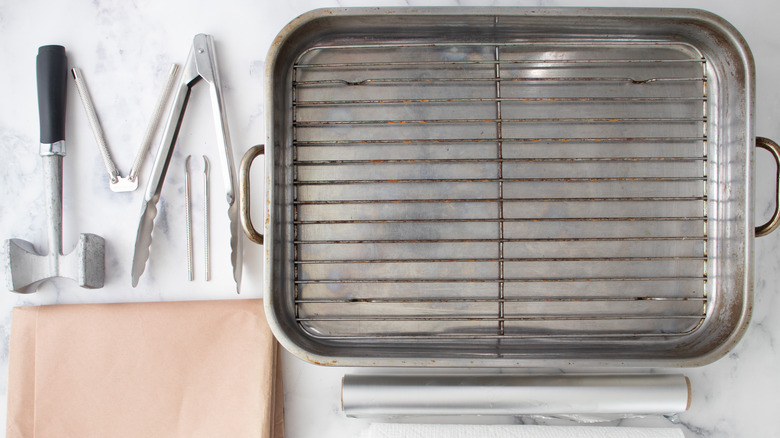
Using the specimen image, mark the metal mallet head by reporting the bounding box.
[4,45,105,294]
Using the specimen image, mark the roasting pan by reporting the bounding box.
[240,7,780,367]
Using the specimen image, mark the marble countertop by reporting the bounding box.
[1,1,779,437]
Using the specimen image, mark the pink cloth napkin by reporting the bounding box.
[6,299,284,438]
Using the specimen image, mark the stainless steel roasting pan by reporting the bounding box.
[240,7,780,367]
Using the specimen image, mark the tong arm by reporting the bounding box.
[142,53,198,204]
[193,34,236,206]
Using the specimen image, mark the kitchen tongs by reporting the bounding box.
[131,34,241,292]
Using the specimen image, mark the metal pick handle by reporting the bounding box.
[203,156,210,281]
[184,155,210,282]
[185,156,193,281]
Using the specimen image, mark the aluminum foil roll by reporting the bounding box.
[342,374,691,417]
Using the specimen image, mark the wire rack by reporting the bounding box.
[289,40,708,345]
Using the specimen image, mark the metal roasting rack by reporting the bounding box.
[287,39,709,350]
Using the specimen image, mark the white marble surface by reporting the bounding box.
[1,0,779,437]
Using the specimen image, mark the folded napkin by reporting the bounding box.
[6,299,284,438]
[363,424,683,438]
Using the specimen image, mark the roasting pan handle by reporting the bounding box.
[239,144,265,244]
[757,137,780,237]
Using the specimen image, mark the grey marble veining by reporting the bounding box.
[1,1,780,437]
